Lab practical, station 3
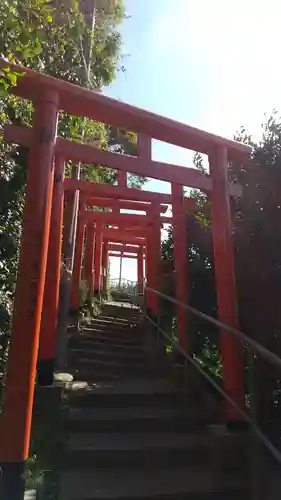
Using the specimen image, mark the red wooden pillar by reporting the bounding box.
[137,246,144,292]
[37,155,65,386]
[0,89,58,498]
[145,206,161,317]
[101,240,109,293]
[70,206,86,312]
[172,183,189,350]
[118,170,127,187]
[137,133,156,313]
[62,166,79,262]
[84,224,95,294]
[209,145,244,421]
[94,222,103,294]
[150,204,161,315]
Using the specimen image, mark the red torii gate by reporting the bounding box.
[65,184,196,313]
[71,208,162,302]
[0,59,251,497]
[69,194,169,295]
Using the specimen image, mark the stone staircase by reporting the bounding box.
[58,303,251,500]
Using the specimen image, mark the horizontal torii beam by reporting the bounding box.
[80,211,172,226]
[2,60,251,161]
[103,228,147,237]
[108,244,143,253]
[109,253,138,259]
[83,222,149,233]
[4,124,242,196]
[103,232,146,245]
[84,197,169,213]
[66,179,196,206]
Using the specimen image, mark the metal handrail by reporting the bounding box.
[146,287,281,372]
[145,312,281,464]
[119,284,281,466]
[109,277,138,285]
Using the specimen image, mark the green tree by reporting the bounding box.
[161,113,281,437]
[0,0,145,376]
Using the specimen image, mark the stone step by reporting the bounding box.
[71,371,121,383]
[91,325,141,334]
[80,332,138,343]
[74,357,145,373]
[69,347,145,364]
[70,334,143,349]
[65,405,213,433]
[85,324,137,334]
[96,318,140,326]
[59,465,248,500]
[63,430,250,469]
[67,388,197,409]
[69,338,144,355]
[95,314,141,322]
[81,329,141,342]
[63,431,211,468]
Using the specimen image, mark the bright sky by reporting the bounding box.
[106,0,281,281]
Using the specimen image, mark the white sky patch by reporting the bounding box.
[109,0,281,281]
[151,0,281,139]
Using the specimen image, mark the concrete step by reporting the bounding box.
[98,314,141,324]
[63,430,250,469]
[65,404,212,433]
[85,325,138,336]
[66,388,198,409]
[69,338,144,353]
[71,371,121,383]
[75,332,143,346]
[73,357,146,375]
[69,347,145,364]
[59,465,248,500]
[63,431,212,468]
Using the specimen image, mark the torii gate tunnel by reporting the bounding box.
[0,59,251,495]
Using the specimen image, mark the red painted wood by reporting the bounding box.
[106,226,149,234]
[63,192,75,258]
[39,156,64,361]
[94,222,103,294]
[84,224,95,293]
[0,89,58,461]
[101,240,109,292]
[209,145,244,421]
[63,177,201,203]
[2,59,251,161]
[146,203,161,316]
[137,133,152,160]
[84,197,169,214]
[60,141,215,192]
[81,211,172,227]
[118,170,127,187]
[109,253,137,259]
[62,166,80,259]
[4,125,242,196]
[137,246,144,287]
[70,206,85,310]
[109,244,141,253]
[81,211,154,226]
[172,184,189,350]
[104,234,146,245]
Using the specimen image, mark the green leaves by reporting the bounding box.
[0,0,131,342]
